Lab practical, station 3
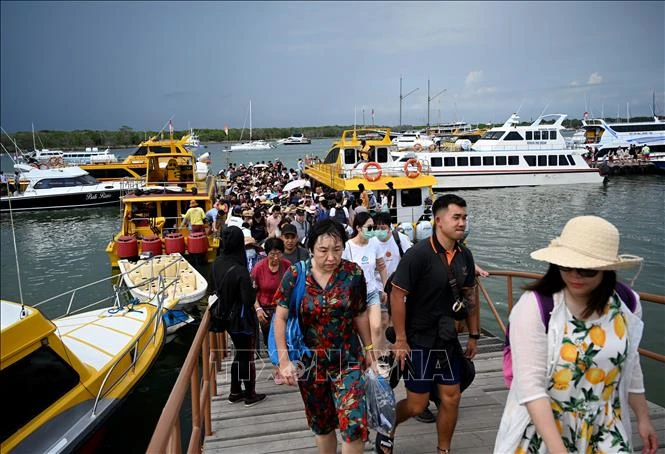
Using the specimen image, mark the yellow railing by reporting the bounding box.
[477,270,665,363]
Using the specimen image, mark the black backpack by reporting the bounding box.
[331,206,348,225]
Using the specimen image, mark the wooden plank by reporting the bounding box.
[205,344,665,453]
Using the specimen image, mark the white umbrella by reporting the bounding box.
[282,179,311,192]
[253,163,268,169]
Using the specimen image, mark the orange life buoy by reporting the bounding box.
[404,158,422,178]
[362,161,382,182]
[413,143,423,152]
[428,143,436,151]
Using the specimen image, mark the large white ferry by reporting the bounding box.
[578,117,665,152]
[389,113,603,189]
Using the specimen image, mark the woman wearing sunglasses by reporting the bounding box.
[495,216,658,454]
[342,212,388,366]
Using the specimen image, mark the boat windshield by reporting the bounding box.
[33,175,99,189]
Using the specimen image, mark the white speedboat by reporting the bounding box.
[281,132,312,145]
[117,253,208,310]
[392,130,437,151]
[577,117,665,153]
[0,164,140,212]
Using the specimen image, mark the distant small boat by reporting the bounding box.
[230,100,275,151]
[281,132,312,145]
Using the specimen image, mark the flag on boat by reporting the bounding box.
[168,120,174,134]
[224,125,229,136]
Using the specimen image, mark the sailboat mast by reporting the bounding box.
[249,100,252,142]
[32,123,36,151]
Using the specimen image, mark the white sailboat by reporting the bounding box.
[230,100,274,151]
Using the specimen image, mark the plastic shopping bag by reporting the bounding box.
[364,368,396,436]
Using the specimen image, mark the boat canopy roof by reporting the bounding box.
[1,301,56,365]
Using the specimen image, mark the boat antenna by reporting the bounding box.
[537,101,551,120]
[1,163,27,316]
[515,99,525,115]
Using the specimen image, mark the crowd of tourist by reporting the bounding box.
[206,160,659,454]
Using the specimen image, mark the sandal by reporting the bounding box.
[374,432,394,454]
[437,448,450,453]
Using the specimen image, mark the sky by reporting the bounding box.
[1,1,664,132]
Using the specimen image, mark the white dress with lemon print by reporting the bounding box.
[515,295,630,454]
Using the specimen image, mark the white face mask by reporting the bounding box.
[246,248,257,260]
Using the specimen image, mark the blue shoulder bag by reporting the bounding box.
[268,261,312,365]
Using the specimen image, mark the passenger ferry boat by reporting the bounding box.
[79,134,199,182]
[390,113,604,190]
[304,128,437,240]
[31,147,118,166]
[578,117,665,153]
[105,147,220,268]
[0,164,138,212]
[0,277,165,453]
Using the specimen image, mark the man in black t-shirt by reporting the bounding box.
[378,194,479,454]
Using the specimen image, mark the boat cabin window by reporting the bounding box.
[470,156,481,166]
[324,148,339,164]
[541,131,549,140]
[548,155,558,166]
[558,155,569,165]
[612,123,665,132]
[148,146,176,154]
[0,345,80,443]
[524,155,536,166]
[504,131,523,141]
[508,155,519,165]
[343,148,356,165]
[456,156,469,166]
[483,156,494,165]
[533,131,541,140]
[87,168,143,179]
[375,147,389,163]
[495,156,507,165]
[399,188,422,207]
[431,157,442,167]
[567,155,576,165]
[538,156,547,166]
[482,131,505,140]
[444,157,456,167]
[134,146,149,156]
[550,130,557,140]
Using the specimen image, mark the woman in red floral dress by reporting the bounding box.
[273,219,374,454]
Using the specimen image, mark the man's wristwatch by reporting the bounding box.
[468,333,481,340]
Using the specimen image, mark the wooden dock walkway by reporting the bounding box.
[204,334,665,453]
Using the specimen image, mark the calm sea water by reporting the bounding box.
[1,140,663,451]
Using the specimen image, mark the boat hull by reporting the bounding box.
[1,188,122,212]
[430,168,604,190]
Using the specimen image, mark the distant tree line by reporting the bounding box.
[0,117,657,151]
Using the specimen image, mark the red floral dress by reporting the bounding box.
[274,258,368,442]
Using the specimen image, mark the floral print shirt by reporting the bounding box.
[274,258,367,375]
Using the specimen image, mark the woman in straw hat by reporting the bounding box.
[494,216,658,454]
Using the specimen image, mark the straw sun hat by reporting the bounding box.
[530,216,642,271]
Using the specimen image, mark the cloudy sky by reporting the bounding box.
[1,1,663,132]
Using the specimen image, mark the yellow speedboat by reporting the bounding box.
[304,128,436,240]
[79,134,198,181]
[0,294,165,453]
[106,144,220,267]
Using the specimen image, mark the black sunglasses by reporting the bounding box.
[558,266,600,278]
